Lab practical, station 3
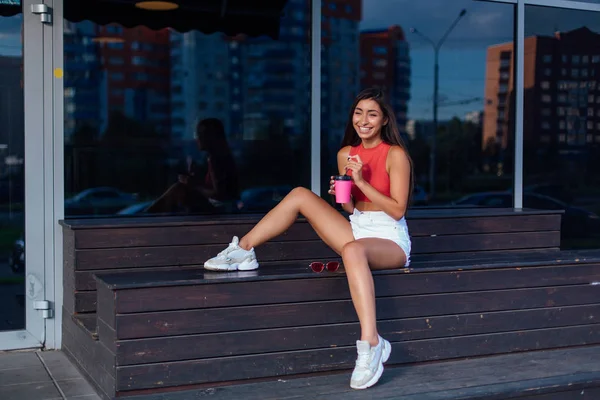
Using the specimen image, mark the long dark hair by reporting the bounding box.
[196,118,230,156]
[341,88,415,206]
[195,118,239,200]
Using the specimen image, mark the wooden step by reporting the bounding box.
[61,208,562,314]
[124,345,600,400]
[61,249,600,399]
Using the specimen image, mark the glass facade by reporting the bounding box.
[0,9,24,332]
[523,5,600,249]
[319,0,516,207]
[62,0,522,218]
[63,0,311,217]
[60,0,600,247]
[0,0,598,352]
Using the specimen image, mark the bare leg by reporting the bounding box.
[342,238,407,346]
[239,187,354,254]
[239,187,406,348]
[146,183,213,214]
[146,183,186,213]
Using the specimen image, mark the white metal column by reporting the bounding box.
[310,0,321,195]
[524,0,600,11]
[514,0,525,209]
[45,0,64,350]
[0,0,50,350]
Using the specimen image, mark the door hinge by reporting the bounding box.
[33,300,54,319]
[31,4,52,24]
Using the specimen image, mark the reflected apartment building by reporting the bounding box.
[0,55,24,161]
[170,0,363,146]
[359,25,411,137]
[63,22,171,142]
[63,21,105,141]
[484,26,600,153]
[63,0,411,152]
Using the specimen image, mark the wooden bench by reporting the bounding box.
[61,208,562,316]
[59,208,600,399]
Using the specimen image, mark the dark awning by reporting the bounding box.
[1,0,289,39]
[0,0,19,17]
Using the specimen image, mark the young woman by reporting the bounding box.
[204,88,413,390]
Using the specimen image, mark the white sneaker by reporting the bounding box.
[203,236,259,271]
[350,335,391,390]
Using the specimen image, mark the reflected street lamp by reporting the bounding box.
[411,8,467,199]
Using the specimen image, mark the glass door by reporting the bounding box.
[0,0,48,350]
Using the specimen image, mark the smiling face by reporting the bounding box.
[352,98,388,142]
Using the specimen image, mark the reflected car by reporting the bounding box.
[238,185,293,213]
[524,183,573,204]
[453,191,600,238]
[412,185,429,205]
[117,201,153,215]
[65,187,138,216]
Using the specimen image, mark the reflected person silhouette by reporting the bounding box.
[146,118,240,214]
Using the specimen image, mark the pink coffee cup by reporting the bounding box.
[334,175,352,203]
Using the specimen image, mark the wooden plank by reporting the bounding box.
[62,309,116,399]
[411,231,560,254]
[72,314,97,340]
[74,222,315,249]
[110,264,600,313]
[74,231,559,270]
[96,253,598,291]
[76,265,211,291]
[63,228,75,281]
[72,249,563,293]
[63,228,76,314]
[75,240,336,270]
[59,208,561,230]
[115,323,600,391]
[512,388,600,400]
[112,285,600,338]
[97,283,115,329]
[71,214,561,249]
[74,291,97,314]
[121,345,600,400]
[63,312,115,379]
[409,214,561,237]
[74,247,566,292]
[63,279,76,314]
[115,304,600,365]
[97,318,116,354]
[81,258,596,315]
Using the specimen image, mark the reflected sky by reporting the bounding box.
[2,1,600,119]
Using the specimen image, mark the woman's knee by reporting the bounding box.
[342,240,367,263]
[287,186,315,203]
[166,182,185,194]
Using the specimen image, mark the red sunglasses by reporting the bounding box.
[310,261,340,273]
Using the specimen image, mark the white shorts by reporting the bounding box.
[349,209,412,267]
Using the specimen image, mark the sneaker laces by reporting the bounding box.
[355,349,370,370]
[217,241,238,258]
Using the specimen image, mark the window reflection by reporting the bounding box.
[0,10,25,332]
[64,1,311,217]
[523,6,600,250]
[321,0,515,207]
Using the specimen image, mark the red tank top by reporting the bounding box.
[348,142,392,202]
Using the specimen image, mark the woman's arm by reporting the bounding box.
[335,146,355,214]
[190,157,220,199]
[198,159,219,198]
[348,146,411,220]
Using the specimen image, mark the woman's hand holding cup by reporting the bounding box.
[332,175,352,204]
[328,176,336,196]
